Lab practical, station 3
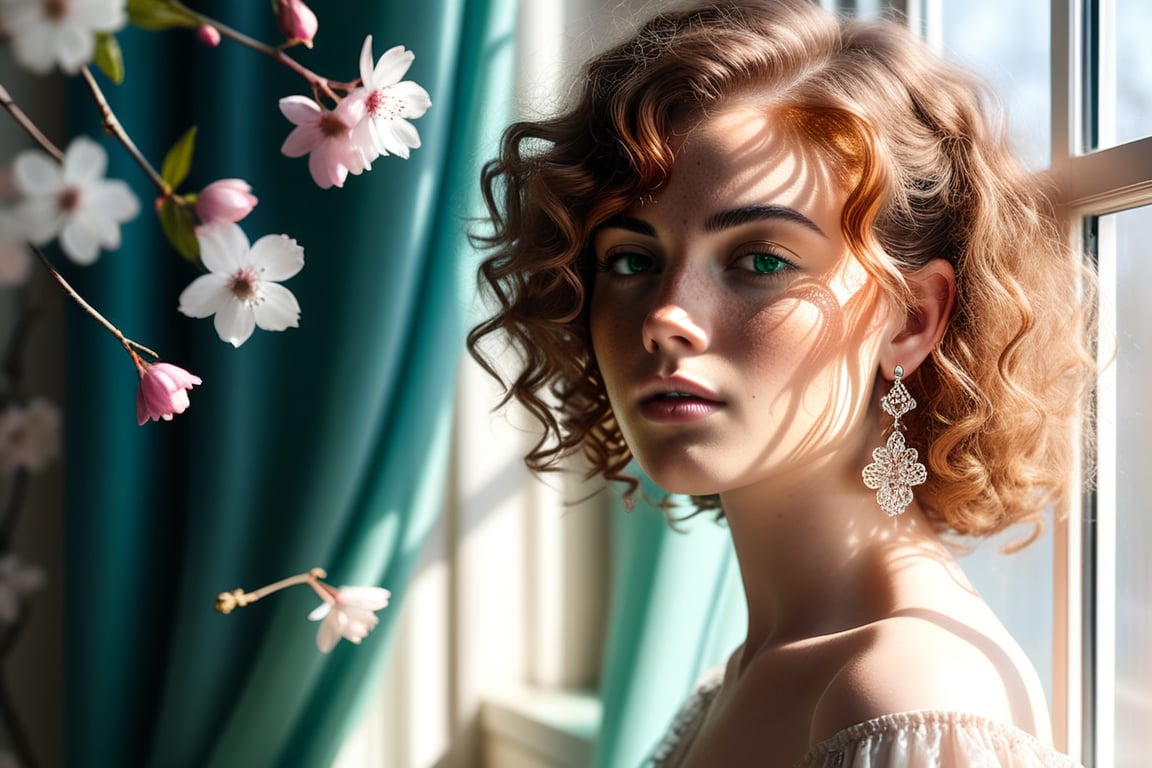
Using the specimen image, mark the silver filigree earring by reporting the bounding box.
[862,365,927,516]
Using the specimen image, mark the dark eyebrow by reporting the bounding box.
[704,205,827,237]
[597,216,657,237]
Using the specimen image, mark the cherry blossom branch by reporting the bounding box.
[0,82,65,162]
[30,246,159,367]
[167,1,357,104]
[79,66,171,198]
[215,567,328,613]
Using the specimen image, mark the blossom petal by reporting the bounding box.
[281,125,323,159]
[376,120,421,158]
[14,198,64,244]
[76,208,121,248]
[197,222,250,275]
[249,234,304,281]
[373,46,414,87]
[315,612,343,652]
[55,22,96,74]
[391,81,432,118]
[77,1,128,30]
[307,603,332,621]
[213,298,255,347]
[64,137,108,185]
[278,95,322,127]
[13,151,63,197]
[59,217,103,265]
[338,586,391,609]
[307,143,346,189]
[9,22,57,75]
[253,283,300,332]
[178,274,232,318]
[359,35,376,85]
[89,179,140,222]
[333,91,368,128]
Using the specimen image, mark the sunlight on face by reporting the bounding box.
[590,103,897,499]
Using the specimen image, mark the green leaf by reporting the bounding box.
[94,33,125,85]
[157,198,201,265]
[127,0,200,30]
[160,126,197,191]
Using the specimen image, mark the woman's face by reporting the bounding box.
[590,103,898,498]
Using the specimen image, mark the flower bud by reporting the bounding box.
[137,361,202,425]
[274,0,318,49]
[196,25,221,47]
[195,179,258,224]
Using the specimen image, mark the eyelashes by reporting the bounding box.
[595,241,799,279]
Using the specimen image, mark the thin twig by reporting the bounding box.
[168,1,357,103]
[79,67,171,198]
[30,245,157,365]
[0,82,65,162]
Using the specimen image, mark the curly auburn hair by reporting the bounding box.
[467,0,1095,542]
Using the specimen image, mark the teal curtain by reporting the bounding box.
[63,1,514,766]
[594,476,746,768]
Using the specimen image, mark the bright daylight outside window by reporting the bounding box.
[1077,1,1152,765]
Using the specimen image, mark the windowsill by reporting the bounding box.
[481,688,601,768]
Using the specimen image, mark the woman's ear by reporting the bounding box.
[879,258,956,379]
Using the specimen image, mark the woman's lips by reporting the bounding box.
[638,392,723,422]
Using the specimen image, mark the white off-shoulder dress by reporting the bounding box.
[647,671,1082,767]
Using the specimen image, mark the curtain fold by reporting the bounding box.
[594,474,747,768]
[63,1,514,766]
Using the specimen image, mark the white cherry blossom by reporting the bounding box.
[12,136,140,265]
[349,35,431,160]
[178,221,303,347]
[0,0,128,75]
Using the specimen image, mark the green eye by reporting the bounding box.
[752,252,786,274]
[606,251,656,275]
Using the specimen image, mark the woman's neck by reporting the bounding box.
[719,465,962,672]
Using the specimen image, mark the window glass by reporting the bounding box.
[940,0,1051,170]
[1097,204,1152,765]
[1111,0,1152,147]
[934,0,1055,705]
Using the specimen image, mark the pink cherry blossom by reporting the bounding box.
[307,583,391,652]
[274,0,318,48]
[279,94,371,189]
[0,398,61,472]
[196,179,258,224]
[350,36,432,160]
[136,361,202,425]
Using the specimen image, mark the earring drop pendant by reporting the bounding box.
[862,365,928,516]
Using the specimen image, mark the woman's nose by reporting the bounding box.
[641,285,710,355]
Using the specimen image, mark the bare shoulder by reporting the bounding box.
[810,610,1053,746]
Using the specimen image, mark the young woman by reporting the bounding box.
[468,1,1095,765]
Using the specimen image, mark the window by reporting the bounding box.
[1057,1,1152,765]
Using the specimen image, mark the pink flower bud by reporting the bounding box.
[275,0,318,49]
[195,179,258,224]
[137,362,202,426]
[196,25,222,47]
